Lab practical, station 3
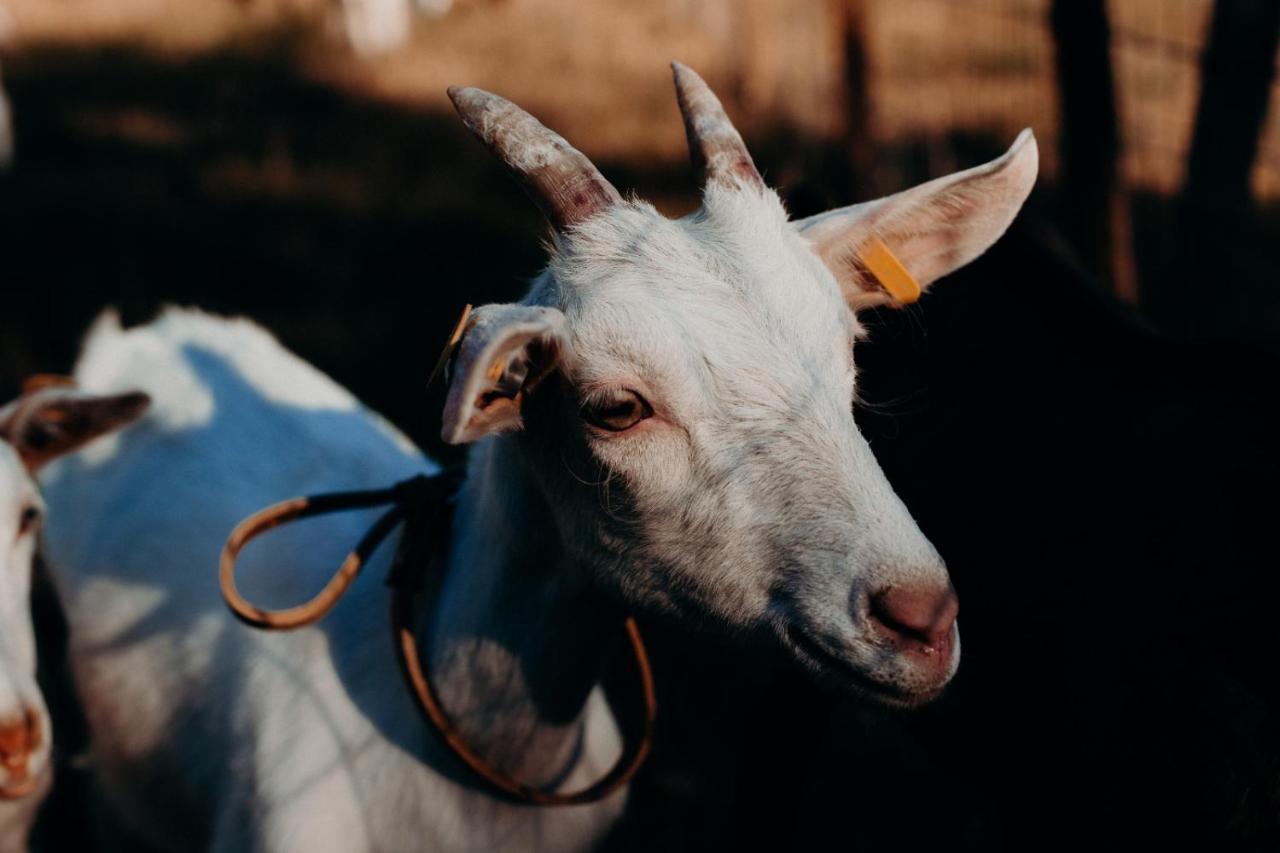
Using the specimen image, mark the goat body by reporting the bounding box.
[40,309,625,852]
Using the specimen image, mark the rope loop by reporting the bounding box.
[219,469,656,806]
[219,485,404,630]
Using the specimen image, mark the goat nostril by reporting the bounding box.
[0,709,39,771]
[869,583,959,649]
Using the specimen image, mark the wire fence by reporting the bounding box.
[862,0,1280,198]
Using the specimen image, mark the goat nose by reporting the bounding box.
[0,709,39,796]
[868,583,959,652]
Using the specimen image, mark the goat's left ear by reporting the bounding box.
[796,129,1038,310]
[441,304,568,445]
[0,386,151,472]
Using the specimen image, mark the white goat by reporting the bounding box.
[39,64,1036,852]
[339,0,452,56]
[0,383,148,852]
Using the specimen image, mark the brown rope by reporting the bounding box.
[219,473,656,806]
[392,594,655,805]
[220,484,410,629]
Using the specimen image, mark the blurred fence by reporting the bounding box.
[864,0,1279,197]
[0,0,1276,379]
[2,0,1275,190]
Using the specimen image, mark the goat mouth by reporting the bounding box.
[783,625,943,708]
[0,770,41,801]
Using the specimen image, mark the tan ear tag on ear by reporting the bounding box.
[428,304,473,389]
[857,236,921,305]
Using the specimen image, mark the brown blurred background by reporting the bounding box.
[2,0,1279,423]
[2,1,1279,850]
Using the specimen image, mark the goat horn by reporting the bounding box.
[448,86,622,231]
[671,62,763,190]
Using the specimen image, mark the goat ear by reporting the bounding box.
[440,304,568,445]
[796,129,1038,310]
[0,387,151,472]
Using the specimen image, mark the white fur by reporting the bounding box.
[38,126,1035,851]
[0,450,54,853]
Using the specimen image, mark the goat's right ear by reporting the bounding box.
[440,304,568,445]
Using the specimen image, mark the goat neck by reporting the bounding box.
[423,435,622,792]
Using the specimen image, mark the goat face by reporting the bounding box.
[0,446,48,798]
[0,384,149,794]
[442,66,1037,707]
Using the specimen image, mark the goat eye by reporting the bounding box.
[17,506,40,537]
[581,389,653,432]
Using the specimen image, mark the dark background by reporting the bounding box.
[2,0,1278,849]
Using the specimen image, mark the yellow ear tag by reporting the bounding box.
[428,303,473,388]
[857,236,921,305]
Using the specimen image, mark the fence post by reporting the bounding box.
[1176,0,1280,336]
[840,0,876,198]
[1050,0,1137,302]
